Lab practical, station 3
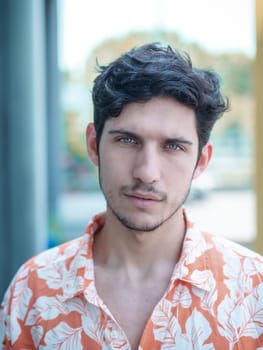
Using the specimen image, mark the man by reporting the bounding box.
[1,43,263,349]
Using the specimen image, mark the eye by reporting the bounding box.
[164,143,183,151]
[118,137,136,144]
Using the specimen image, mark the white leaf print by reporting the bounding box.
[65,240,90,273]
[155,315,184,346]
[64,239,83,258]
[214,235,256,259]
[102,342,129,350]
[157,311,213,350]
[202,344,216,350]
[82,303,102,343]
[190,270,213,291]
[0,289,11,343]
[160,342,188,350]
[63,297,86,314]
[0,316,4,345]
[9,274,33,342]
[185,309,212,349]
[218,296,243,344]
[172,284,192,308]
[37,261,84,297]
[239,283,263,339]
[152,299,173,327]
[26,308,39,326]
[1,313,10,343]
[244,257,263,277]
[43,322,82,350]
[31,325,43,347]
[223,253,253,300]
[83,259,95,280]
[103,319,129,350]
[218,278,263,346]
[164,316,184,344]
[192,270,217,315]
[180,228,212,265]
[13,264,29,279]
[83,281,102,306]
[172,263,189,281]
[34,245,60,266]
[37,265,63,289]
[9,314,21,344]
[26,296,70,325]
[154,326,170,344]
[70,254,88,270]
[11,277,32,321]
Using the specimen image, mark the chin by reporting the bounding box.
[117,213,164,232]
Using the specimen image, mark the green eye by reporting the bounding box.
[119,137,135,144]
[165,143,181,150]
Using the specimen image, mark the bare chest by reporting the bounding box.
[95,274,169,350]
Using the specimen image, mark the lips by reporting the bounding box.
[124,191,162,201]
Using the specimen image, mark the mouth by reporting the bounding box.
[124,191,163,202]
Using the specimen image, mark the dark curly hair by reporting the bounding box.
[92,43,229,155]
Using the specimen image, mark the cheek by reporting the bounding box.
[167,156,196,177]
[99,151,130,185]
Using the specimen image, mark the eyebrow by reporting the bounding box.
[108,129,139,139]
[108,129,193,145]
[165,137,193,146]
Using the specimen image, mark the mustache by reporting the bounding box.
[121,182,167,200]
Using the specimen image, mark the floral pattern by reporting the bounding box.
[1,211,263,349]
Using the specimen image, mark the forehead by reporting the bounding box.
[104,97,198,141]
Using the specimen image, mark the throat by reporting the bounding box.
[92,217,185,350]
[94,262,174,350]
[94,216,185,273]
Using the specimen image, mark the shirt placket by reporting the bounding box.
[84,280,131,349]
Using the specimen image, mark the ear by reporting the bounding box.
[86,123,99,166]
[193,143,213,179]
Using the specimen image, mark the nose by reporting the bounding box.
[132,146,161,184]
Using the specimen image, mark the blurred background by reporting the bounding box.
[1,0,263,300]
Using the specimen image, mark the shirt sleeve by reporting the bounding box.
[0,284,12,349]
[0,263,31,349]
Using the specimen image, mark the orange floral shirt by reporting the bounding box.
[1,211,263,349]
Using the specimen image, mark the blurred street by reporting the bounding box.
[60,189,256,247]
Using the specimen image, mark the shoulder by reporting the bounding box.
[24,234,90,273]
[2,234,91,305]
[203,230,263,260]
[201,230,263,280]
[184,210,263,266]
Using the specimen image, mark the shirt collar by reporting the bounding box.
[170,210,213,292]
[59,212,105,305]
[60,209,212,304]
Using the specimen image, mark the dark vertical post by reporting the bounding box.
[0,0,48,299]
[45,0,62,246]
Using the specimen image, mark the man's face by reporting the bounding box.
[87,97,211,232]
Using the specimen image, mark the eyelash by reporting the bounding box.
[164,143,184,151]
[118,137,136,144]
[116,137,184,153]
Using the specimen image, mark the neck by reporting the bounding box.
[93,207,186,280]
